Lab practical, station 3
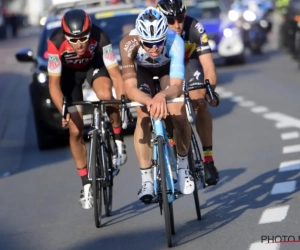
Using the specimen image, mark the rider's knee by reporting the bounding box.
[97,90,112,101]
[69,124,83,140]
[193,98,208,112]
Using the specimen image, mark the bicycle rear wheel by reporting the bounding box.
[157,136,173,247]
[91,130,103,228]
[102,128,114,217]
[188,145,202,220]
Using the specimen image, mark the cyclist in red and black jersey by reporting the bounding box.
[47,9,127,209]
[158,0,220,186]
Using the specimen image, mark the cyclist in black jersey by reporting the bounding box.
[157,0,220,186]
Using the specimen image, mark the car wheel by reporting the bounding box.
[33,114,56,150]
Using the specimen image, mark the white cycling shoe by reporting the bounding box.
[178,169,195,195]
[79,183,93,209]
[113,140,127,166]
[138,181,154,204]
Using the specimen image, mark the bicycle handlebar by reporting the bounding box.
[61,96,127,126]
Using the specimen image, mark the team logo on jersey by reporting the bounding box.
[89,44,96,53]
[103,44,116,61]
[195,23,204,34]
[201,34,208,43]
[48,54,60,70]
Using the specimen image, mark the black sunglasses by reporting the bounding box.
[142,39,166,49]
[166,14,186,25]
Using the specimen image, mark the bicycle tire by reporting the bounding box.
[157,136,173,247]
[102,128,114,217]
[188,145,202,220]
[91,129,103,228]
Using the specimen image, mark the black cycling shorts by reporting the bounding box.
[137,63,170,97]
[60,58,110,102]
[184,59,205,91]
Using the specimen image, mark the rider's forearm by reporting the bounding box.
[159,78,183,99]
[49,77,64,113]
[204,67,217,91]
[126,87,152,105]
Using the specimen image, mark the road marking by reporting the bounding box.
[251,106,269,114]
[249,242,280,250]
[280,131,299,140]
[270,181,296,195]
[219,91,234,98]
[239,101,256,107]
[263,112,300,129]
[259,205,289,224]
[282,144,300,154]
[231,96,244,102]
[279,160,300,172]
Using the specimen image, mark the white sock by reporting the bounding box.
[115,140,123,153]
[177,155,188,170]
[140,167,153,183]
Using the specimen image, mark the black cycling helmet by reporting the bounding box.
[62,9,92,37]
[157,0,186,17]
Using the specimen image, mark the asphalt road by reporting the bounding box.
[0,24,300,250]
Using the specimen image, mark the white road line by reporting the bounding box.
[219,91,234,98]
[259,205,289,224]
[282,144,300,154]
[239,101,256,107]
[263,112,300,129]
[251,106,269,114]
[281,131,299,140]
[231,96,244,102]
[271,181,296,195]
[216,86,225,93]
[279,160,300,172]
[249,242,280,250]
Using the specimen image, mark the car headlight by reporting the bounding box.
[223,28,233,37]
[243,10,256,22]
[223,27,240,37]
[37,72,47,84]
[228,10,240,21]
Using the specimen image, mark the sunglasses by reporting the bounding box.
[141,39,165,49]
[65,35,90,44]
[167,14,186,25]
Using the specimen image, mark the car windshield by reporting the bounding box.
[186,4,221,19]
[90,13,139,48]
[39,12,139,59]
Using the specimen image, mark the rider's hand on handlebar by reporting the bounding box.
[146,92,168,120]
[205,92,220,107]
[62,113,70,127]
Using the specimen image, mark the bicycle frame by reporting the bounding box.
[152,118,178,203]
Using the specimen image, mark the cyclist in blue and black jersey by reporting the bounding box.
[119,7,194,204]
[157,0,220,187]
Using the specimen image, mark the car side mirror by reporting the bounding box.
[15,48,37,63]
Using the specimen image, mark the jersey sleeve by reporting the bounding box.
[167,32,185,79]
[119,34,139,81]
[98,31,118,69]
[190,20,212,56]
[47,39,62,76]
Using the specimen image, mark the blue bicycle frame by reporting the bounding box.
[151,118,178,203]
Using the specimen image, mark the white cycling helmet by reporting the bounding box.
[135,7,168,41]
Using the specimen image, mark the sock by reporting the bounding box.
[203,146,214,162]
[113,126,123,141]
[140,167,153,183]
[77,167,90,186]
[177,154,188,169]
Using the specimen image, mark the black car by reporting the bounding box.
[15,5,142,150]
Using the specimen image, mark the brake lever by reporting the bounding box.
[121,94,128,129]
[205,79,215,103]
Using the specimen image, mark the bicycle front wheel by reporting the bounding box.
[188,145,201,220]
[91,129,103,228]
[102,128,114,217]
[157,136,173,247]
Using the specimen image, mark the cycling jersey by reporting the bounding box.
[181,16,212,62]
[119,28,185,81]
[47,24,118,76]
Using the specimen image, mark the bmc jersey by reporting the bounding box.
[47,24,118,76]
[119,28,185,81]
[182,16,211,62]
